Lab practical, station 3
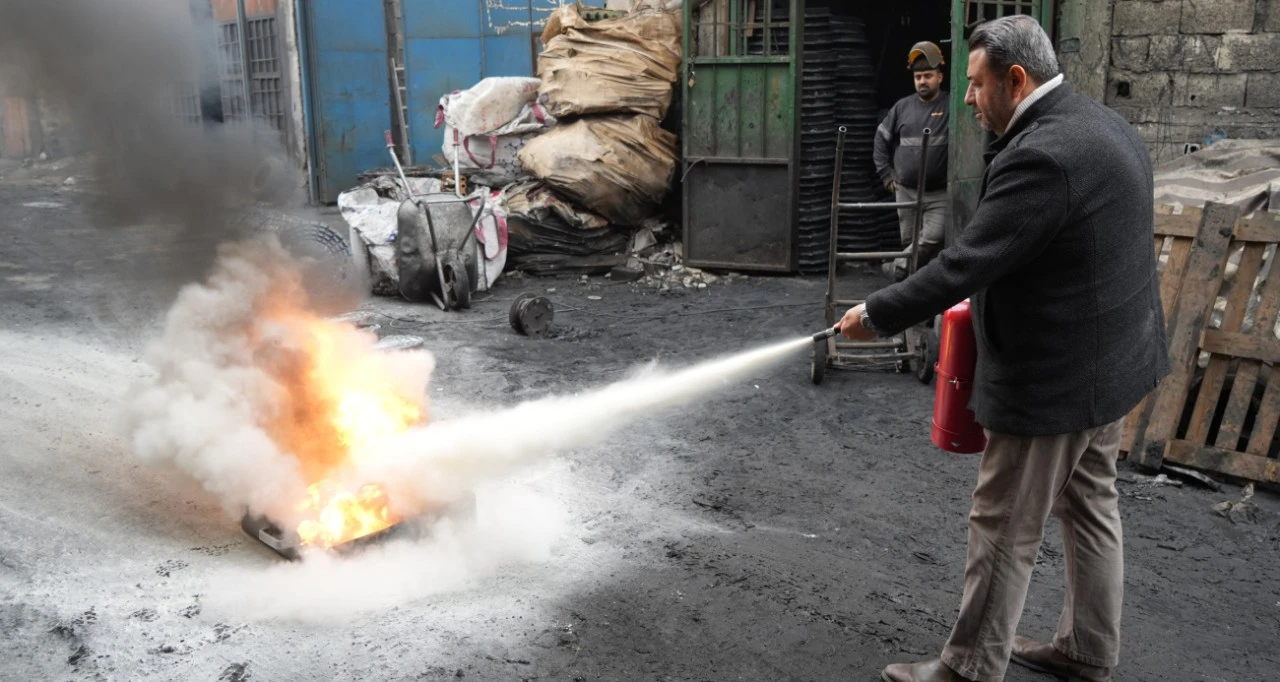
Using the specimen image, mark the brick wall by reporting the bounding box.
[1106,0,1280,163]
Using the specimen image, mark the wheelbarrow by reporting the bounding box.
[384,130,483,311]
[394,191,485,310]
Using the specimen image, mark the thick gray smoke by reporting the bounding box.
[0,0,302,259]
[22,0,814,622]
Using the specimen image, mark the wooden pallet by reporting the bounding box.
[1128,204,1280,483]
[1120,204,1223,456]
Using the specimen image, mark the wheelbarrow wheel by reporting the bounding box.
[810,340,827,385]
[440,253,471,310]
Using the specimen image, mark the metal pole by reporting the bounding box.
[826,126,847,329]
[235,0,254,123]
[910,127,931,276]
[390,58,412,165]
[295,0,319,203]
[527,0,538,75]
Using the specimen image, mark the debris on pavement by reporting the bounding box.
[1162,463,1223,491]
[373,335,426,351]
[1213,483,1258,523]
[1118,471,1186,501]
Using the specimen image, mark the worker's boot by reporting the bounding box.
[881,259,908,282]
[880,658,973,682]
[1011,636,1112,682]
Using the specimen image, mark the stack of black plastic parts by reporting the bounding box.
[829,13,900,257]
[745,2,900,272]
[795,3,838,273]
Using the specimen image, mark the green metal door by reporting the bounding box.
[947,0,1053,243]
[682,0,799,272]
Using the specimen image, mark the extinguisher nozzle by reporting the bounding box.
[812,327,839,343]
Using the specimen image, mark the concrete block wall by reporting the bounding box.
[1106,0,1280,162]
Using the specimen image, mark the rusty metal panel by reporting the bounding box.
[401,0,560,163]
[683,0,798,272]
[686,164,793,270]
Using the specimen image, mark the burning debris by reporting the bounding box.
[125,237,447,558]
[128,223,811,580]
[241,492,475,561]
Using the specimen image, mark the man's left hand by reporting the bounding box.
[837,304,877,341]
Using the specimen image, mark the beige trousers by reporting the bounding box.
[940,418,1125,682]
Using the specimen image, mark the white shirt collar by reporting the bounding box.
[1005,73,1064,133]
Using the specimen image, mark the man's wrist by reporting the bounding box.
[860,308,879,333]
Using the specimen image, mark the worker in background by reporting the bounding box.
[840,15,1169,682]
[873,41,950,282]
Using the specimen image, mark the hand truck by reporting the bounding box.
[810,125,939,386]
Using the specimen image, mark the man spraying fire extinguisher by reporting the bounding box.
[838,15,1169,682]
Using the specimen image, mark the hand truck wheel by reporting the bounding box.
[810,340,827,385]
[913,328,938,385]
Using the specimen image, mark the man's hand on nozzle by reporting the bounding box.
[838,304,877,341]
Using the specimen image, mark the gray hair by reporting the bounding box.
[968,15,1060,84]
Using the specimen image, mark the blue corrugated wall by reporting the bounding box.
[402,0,563,164]
[304,0,392,203]
[304,0,563,202]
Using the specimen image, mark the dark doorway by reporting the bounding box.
[831,2,953,121]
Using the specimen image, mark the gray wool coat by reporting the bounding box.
[866,82,1171,436]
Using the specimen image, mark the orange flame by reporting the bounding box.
[296,482,397,549]
[261,314,426,549]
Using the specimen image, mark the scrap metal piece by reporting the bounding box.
[509,294,554,336]
[374,335,425,352]
[327,310,379,328]
[1162,463,1222,491]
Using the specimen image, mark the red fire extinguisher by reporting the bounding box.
[932,300,987,454]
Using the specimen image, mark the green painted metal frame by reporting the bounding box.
[947,0,1054,244]
[681,0,802,272]
[680,0,1056,269]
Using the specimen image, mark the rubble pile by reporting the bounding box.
[637,263,727,291]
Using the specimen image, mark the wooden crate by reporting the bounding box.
[1129,204,1280,483]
